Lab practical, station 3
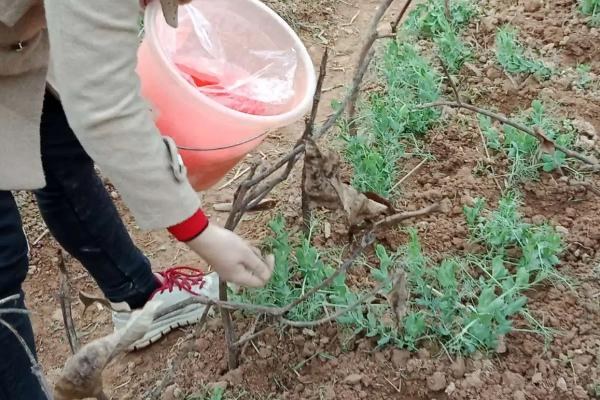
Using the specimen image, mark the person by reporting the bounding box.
[0,1,275,398]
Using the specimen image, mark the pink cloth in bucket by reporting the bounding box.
[171,4,298,116]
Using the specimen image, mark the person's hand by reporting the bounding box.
[186,224,275,288]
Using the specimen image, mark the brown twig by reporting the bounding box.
[391,0,414,33]
[417,101,599,167]
[280,280,387,328]
[302,48,329,232]
[58,250,80,355]
[476,125,503,191]
[444,0,451,21]
[391,159,427,192]
[439,57,461,104]
[347,0,399,134]
[373,203,441,230]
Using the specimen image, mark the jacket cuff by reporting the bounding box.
[167,208,209,242]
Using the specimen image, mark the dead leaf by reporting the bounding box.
[533,127,556,155]
[388,270,409,329]
[79,291,116,315]
[330,178,390,225]
[54,301,161,400]
[303,139,392,226]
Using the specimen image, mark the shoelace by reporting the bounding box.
[152,266,206,298]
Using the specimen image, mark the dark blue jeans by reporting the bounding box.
[0,91,159,399]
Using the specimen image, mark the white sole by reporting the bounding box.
[114,303,213,351]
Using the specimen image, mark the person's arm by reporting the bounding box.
[44,0,199,229]
[44,0,273,287]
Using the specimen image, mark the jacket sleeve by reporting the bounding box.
[43,0,201,230]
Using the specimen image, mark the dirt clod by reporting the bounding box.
[503,371,526,390]
[465,370,484,389]
[523,0,543,12]
[427,372,447,392]
[451,358,466,379]
[557,377,568,392]
[391,349,410,369]
[344,374,363,385]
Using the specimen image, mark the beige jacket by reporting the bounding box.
[0,0,200,230]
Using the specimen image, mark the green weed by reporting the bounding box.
[495,25,552,79]
[575,64,594,89]
[186,387,225,400]
[405,0,477,37]
[478,100,576,186]
[580,0,600,25]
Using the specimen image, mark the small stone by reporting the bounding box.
[486,67,502,80]
[513,390,526,400]
[531,215,545,225]
[573,385,588,399]
[302,328,316,337]
[110,191,119,199]
[173,388,183,399]
[503,371,526,390]
[445,382,456,395]
[531,372,543,384]
[391,349,410,368]
[523,0,543,12]
[465,370,484,389]
[427,372,447,392]
[451,358,466,379]
[344,374,363,385]
[27,265,37,275]
[481,16,498,33]
[162,384,179,400]
[206,381,228,392]
[556,226,569,236]
[323,384,336,400]
[556,377,568,392]
[52,308,63,322]
[224,368,243,385]
[496,335,507,354]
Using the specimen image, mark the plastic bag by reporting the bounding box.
[169,4,298,116]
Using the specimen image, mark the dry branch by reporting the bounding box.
[373,202,441,230]
[58,250,80,355]
[417,101,599,167]
[302,48,329,231]
[391,0,414,33]
[346,0,399,133]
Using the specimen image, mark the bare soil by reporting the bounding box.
[17,0,600,399]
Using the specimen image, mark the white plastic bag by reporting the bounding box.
[170,4,298,115]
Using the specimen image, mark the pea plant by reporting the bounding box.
[479,100,577,186]
[237,193,563,356]
[343,40,441,197]
[495,25,552,79]
[580,0,600,26]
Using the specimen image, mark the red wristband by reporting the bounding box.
[168,208,209,242]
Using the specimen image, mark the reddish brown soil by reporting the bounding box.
[17,0,600,399]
